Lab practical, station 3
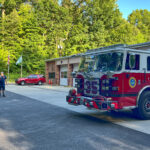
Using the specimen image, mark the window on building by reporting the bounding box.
[147,57,150,71]
[125,53,140,70]
[61,72,67,78]
[49,72,55,79]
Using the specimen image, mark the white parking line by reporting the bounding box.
[6,85,150,135]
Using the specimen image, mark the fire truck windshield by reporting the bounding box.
[79,52,124,72]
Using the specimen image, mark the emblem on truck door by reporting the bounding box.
[129,77,136,88]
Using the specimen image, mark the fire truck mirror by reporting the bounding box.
[129,54,136,69]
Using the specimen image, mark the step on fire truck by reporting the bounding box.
[66,44,150,119]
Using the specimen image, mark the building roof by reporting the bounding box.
[45,53,82,62]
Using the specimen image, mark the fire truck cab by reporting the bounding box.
[66,44,150,119]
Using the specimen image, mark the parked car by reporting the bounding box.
[15,74,46,85]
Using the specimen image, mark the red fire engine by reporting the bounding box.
[66,44,150,119]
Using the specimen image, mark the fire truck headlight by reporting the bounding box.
[112,87,119,91]
[102,79,109,84]
[102,86,109,91]
[102,80,106,84]
[105,86,109,91]
[106,86,109,91]
[106,79,109,84]
[102,86,105,90]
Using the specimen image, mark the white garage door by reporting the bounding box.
[60,65,68,86]
[73,64,79,87]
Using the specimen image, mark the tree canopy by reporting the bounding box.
[0,0,150,75]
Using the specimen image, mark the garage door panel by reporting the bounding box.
[60,65,68,86]
[60,65,68,72]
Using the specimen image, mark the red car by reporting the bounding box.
[15,74,46,85]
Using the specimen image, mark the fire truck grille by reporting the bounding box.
[83,79,100,97]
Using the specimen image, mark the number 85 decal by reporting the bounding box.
[85,80,98,94]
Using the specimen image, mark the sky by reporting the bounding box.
[117,0,150,19]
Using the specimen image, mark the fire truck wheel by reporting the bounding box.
[137,91,150,120]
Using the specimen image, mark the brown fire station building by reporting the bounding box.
[45,42,150,87]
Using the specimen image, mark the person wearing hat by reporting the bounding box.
[0,72,7,97]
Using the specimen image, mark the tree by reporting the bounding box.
[0,9,22,72]
[128,9,150,41]
[0,0,27,15]
[18,3,47,73]
[61,0,90,55]
[109,19,145,45]
[0,0,149,76]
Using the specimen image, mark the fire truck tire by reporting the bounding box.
[136,91,150,119]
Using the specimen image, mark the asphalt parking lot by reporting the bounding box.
[0,85,150,150]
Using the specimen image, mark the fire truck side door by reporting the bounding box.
[143,54,150,85]
[123,53,142,106]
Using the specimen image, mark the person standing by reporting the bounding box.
[0,72,7,97]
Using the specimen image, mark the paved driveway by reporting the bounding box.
[6,85,150,134]
[0,85,149,150]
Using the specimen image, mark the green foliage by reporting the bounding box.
[128,9,150,41]
[109,19,145,44]
[0,0,150,77]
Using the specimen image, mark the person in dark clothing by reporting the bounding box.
[0,72,7,97]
